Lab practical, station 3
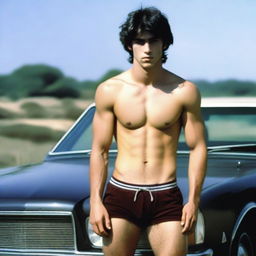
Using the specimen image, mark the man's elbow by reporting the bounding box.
[188,140,207,155]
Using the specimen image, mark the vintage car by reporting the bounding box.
[0,97,256,256]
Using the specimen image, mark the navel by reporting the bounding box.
[143,160,148,164]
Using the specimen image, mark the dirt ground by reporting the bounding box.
[0,97,93,168]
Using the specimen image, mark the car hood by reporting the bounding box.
[0,153,236,211]
[0,158,91,208]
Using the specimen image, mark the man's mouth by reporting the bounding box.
[142,56,153,61]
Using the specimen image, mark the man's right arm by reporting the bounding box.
[89,82,115,236]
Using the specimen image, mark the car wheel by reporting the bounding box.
[232,231,254,256]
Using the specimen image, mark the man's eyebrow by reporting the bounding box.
[134,36,158,41]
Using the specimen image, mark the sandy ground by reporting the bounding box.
[0,118,74,131]
[0,97,93,168]
[0,97,93,130]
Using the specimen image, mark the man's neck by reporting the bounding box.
[130,61,164,86]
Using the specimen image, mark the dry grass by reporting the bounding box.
[0,97,93,168]
[0,136,56,168]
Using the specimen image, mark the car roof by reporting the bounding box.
[201,97,256,107]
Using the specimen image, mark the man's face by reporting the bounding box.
[130,31,164,69]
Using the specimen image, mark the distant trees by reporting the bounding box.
[196,79,256,97]
[0,64,122,100]
[0,64,256,99]
[0,65,79,99]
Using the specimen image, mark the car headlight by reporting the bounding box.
[86,218,103,248]
[195,210,205,244]
[189,209,205,245]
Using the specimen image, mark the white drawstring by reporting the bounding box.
[134,188,154,202]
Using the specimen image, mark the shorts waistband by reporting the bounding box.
[110,177,177,192]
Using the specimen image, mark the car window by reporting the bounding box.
[52,106,117,153]
[179,107,256,148]
[203,107,256,146]
[52,106,256,153]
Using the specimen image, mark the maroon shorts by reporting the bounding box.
[103,177,183,228]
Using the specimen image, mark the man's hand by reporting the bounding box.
[181,202,198,234]
[90,201,111,237]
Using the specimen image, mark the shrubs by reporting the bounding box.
[61,98,83,120]
[21,102,47,118]
[0,124,64,143]
[0,107,19,119]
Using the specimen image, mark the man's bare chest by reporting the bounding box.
[113,85,183,130]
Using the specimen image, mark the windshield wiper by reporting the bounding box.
[208,143,256,153]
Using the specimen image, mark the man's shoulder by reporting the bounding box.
[176,80,201,107]
[163,70,198,92]
[97,71,128,93]
[95,71,129,108]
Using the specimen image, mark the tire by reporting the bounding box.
[231,227,255,256]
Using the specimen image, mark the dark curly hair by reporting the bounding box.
[119,7,173,63]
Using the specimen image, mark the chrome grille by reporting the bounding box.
[0,214,75,251]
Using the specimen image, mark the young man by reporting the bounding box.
[89,7,207,256]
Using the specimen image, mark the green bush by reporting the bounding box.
[42,77,80,98]
[0,124,64,142]
[21,102,47,118]
[61,98,83,120]
[0,107,19,119]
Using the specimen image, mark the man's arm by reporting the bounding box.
[181,82,207,234]
[89,82,115,236]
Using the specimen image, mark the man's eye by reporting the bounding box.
[149,39,160,43]
[134,39,145,45]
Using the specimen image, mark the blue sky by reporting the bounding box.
[1,0,256,81]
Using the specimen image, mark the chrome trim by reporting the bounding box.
[48,149,92,156]
[0,210,77,253]
[208,143,256,151]
[231,202,256,243]
[48,149,190,157]
[209,152,256,157]
[49,103,95,155]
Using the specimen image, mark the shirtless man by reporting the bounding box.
[89,7,207,256]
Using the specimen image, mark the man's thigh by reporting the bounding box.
[147,221,187,256]
[103,218,141,256]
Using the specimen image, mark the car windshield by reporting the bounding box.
[51,105,256,153]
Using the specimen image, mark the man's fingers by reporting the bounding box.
[181,211,186,227]
[92,223,101,236]
[97,213,112,236]
[104,213,112,230]
[182,215,196,234]
[97,220,109,236]
[182,218,190,233]
[92,219,109,236]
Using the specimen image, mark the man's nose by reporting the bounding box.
[144,42,151,53]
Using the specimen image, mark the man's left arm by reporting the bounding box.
[181,82,207,234]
